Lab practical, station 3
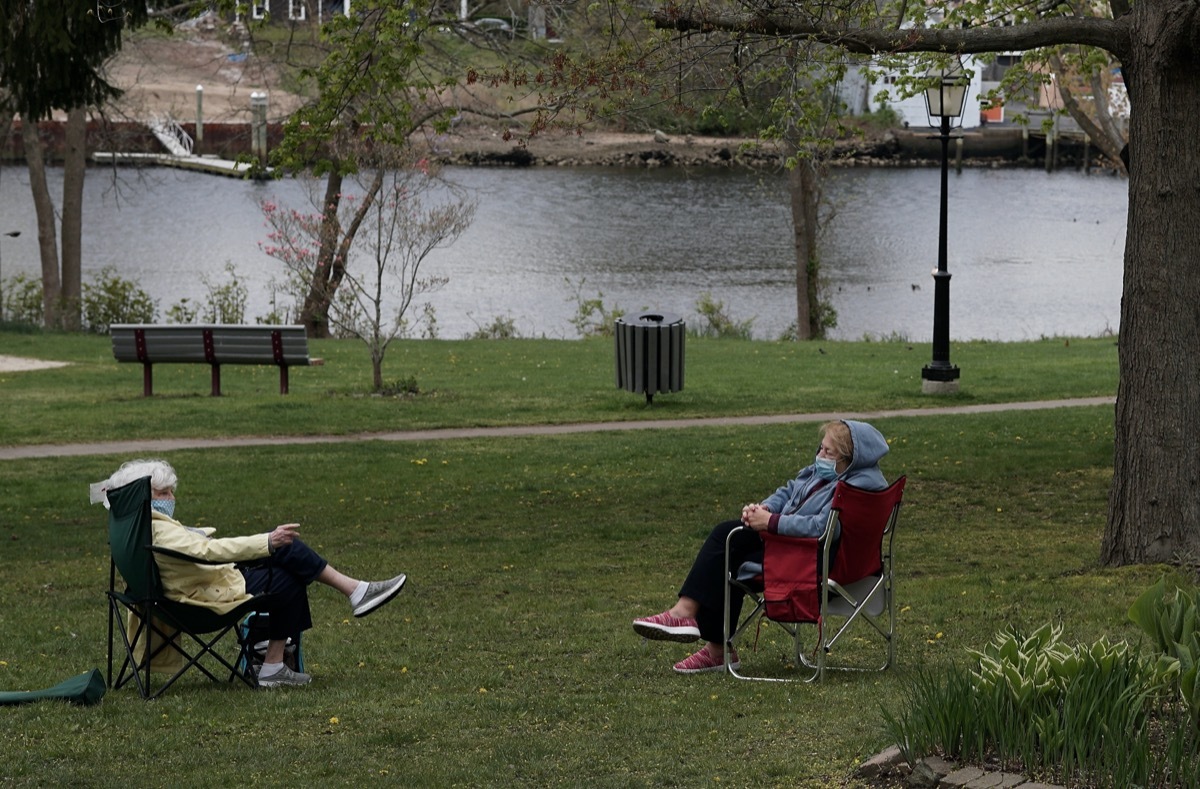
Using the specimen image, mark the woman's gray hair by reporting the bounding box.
[106,459,179,493]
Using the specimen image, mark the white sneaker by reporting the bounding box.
[352,574,407,618]
[257,664,312,688]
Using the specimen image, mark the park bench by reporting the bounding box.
[110,324,320,396]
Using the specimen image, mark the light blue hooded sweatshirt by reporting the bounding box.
[758,420,890,538]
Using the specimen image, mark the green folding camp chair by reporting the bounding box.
[106,476,269,699]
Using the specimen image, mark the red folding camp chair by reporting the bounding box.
[723,476,906,682]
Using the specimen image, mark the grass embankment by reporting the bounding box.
[0,330,1153,787]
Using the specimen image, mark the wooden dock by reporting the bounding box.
[91,152,269,178]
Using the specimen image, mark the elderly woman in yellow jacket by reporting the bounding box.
[100,458,407,688]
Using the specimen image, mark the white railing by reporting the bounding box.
[148,113,194,157]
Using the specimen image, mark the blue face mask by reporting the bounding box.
[150,499,176,519]
[814,456,840,481]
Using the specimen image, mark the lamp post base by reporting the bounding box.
[921,378,961,395]
[921,364,960,395]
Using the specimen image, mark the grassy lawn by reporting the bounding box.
[0,330,1157,787]
[0,330,1117,445]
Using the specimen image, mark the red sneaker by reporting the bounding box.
[673,646,739,674]
[632,610,701,642]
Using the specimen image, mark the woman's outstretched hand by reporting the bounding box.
[268,522,300,551]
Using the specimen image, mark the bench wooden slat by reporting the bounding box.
[110,324,315,396]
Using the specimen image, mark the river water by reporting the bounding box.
[0,163,1127,341]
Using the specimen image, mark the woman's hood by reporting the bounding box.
[844,420,889,471]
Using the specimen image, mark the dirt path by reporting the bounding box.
[0,397,1115,460]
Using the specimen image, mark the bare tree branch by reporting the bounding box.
[1048,51,1126,172]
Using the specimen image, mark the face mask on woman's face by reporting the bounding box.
[814,455,840,481]
[150,499,176,519]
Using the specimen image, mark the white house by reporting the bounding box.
[838,56,986,130]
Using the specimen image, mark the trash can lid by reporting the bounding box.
[620,311,684,327]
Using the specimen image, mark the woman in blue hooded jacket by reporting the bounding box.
[633,419,890,674]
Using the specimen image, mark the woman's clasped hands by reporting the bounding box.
[740,503,771,531]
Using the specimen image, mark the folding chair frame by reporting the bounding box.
[723,476,906,683]
[104,477,270,700]
[106,559,265,700]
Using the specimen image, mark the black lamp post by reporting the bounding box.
[920,59,968,394]
[0,230,19,323]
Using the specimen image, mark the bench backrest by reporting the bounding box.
[111,324,310,366]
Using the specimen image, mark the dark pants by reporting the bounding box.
[678,520,764,645]
[241,538,328,642]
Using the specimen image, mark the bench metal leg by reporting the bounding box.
[211,364,222,397]
[142,363,153,397]
[279,365,290,395]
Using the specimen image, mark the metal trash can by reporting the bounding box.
[614,311,685,404]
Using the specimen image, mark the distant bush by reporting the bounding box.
[82,267,156,334]
[566,278,624,338]
[690,292,753,340]
[200,262,248,324]
[467,314,521,340]
[1,273,45,327]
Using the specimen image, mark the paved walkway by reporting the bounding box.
[0,396,1114,461]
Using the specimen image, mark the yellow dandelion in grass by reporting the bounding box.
[401,667,408,674]
[710,694,718,700]
[411,458,428,466]
[0,660,7,667]
[358,661,365,668]
[330,717,339,725]
[900,605,912,613]
[997,507,1003,512]
[478,687,488,694]
[936,632,944,639]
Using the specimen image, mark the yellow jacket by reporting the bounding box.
[131,512,271,673]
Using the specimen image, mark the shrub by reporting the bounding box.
[81,267,156,333]
[200,262,248,324]
[566,278,624,338]
[467,315,521,340]
[1128,577,1200,731]
[690,292,753,340]
[882,618,1200,788]
[378,376,420,397]
[165,298,198,324]
[1,273,44,327]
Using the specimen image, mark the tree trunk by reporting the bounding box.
[788,151,819,340]
[301,169,344,338]
[60,106,86,331]
[22,121,61,328]
[1102,13,1200,565]
[299,167,383,339]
